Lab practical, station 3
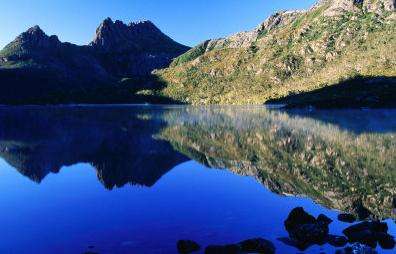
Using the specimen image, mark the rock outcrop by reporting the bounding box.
[90,18,189,76]
[322,0,396,16]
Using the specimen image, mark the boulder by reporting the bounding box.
[284,207,332,247]
[343,221,391,247]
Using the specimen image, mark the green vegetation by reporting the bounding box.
[157,6,396,105]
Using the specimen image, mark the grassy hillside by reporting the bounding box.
[157,3,396,105]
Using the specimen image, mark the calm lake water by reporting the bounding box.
[0,105,395,254]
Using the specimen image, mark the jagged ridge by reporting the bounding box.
[0,18,190,104]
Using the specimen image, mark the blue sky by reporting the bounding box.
[0,0,317,49]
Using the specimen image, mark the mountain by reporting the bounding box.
[90,18,190,76]
[0,19,189,104]
[157,0,396,106]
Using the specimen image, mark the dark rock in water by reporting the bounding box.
[338,213,357,223]
[285,207,317,230]
[177,240,201,253]
[343,221,390,247]
[284,207,332,248]
[327,235,348,247]
[205,244,241,254]
[377,232,395,249]
[239,238,275,254]
[335,243,378,254]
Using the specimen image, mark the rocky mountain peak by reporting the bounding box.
[0,25,61,58]
[90,18,171,53]
[19,25,60,44]
[26,25,45,35]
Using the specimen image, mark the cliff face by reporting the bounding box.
[90,18,190,76]
[158,0,396,105]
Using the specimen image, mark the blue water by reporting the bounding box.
[0,106,394,254]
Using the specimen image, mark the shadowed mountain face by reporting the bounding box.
[91,18,190,76]
[0,106,187,189]
[0,106,395,220]
[0,19,189,104]
[158,107,396,219]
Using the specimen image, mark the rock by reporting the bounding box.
[338,213,357,223]
[376,232,395,249]
[327,235,348,247]
[343,221,388,236]
[205,244,241,254]
[284,207,332,247]
[317,214,333,225]
[257,10,304,34]
[239,238,275,254]
[177,240,201,254]
[343,221,389,247]
[284,207,317,230]
[323,0,395,16]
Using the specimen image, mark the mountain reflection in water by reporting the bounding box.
[0,106,395,254]
[0,106,395,219]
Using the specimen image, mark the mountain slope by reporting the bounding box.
[157,0,396,105]
[0,19,189,104]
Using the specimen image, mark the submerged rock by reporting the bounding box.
[376,232,395,249]
[239,238,275,254]
[204,237,275,254]
[338,213,357,223]
[177,240,201,253]
[335,243,378,254]
[327,235,348,247]
[205,244,241,254]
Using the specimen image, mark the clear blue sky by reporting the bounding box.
[0,0,317,49]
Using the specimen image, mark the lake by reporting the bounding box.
[0,105,395,254]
